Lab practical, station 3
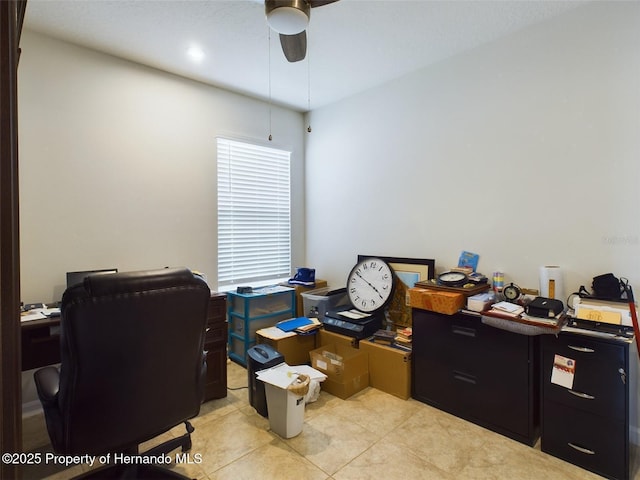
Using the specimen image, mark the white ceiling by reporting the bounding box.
[23,0,587,112]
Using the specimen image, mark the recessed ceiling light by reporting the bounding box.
[187,45,205,63]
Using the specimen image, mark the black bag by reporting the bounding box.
[591,273,623,300]
[526,297,564,318]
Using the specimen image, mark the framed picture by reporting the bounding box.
[357,255,435,327]
[357,255,435,285]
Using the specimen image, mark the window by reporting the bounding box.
[217,138,291,288]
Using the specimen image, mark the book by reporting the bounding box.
[458,251,479,271]
[395,326,412,345]
[396,326,412,337]
[295,317,322,333]
[373,329,396,344]
[394,336,412,346]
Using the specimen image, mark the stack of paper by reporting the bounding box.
[489,301,525,317]
[20,307,61,322]
[255,362,327,388]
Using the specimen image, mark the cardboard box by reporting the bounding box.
[406,287,465,315]
[256,330,317,365]
[309,343,369,399]
[359,339,411,400]
[317,328,359,349]
[280,280,328,317]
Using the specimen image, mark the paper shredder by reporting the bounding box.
[247,344,284,417]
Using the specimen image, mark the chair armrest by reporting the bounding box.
[34,366,60,406]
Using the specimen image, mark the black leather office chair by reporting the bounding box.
[34,267,210,479]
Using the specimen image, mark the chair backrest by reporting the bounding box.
[56,267,210,455]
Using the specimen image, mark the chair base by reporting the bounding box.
[70,421,196,480]
[71,463,193,479]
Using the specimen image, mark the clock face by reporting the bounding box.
[503,283,521,302]
[347,258,394,313]
[438,271,468,287]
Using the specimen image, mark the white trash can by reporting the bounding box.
[264,374,309,438]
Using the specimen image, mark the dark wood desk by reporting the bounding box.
[21,316,61,371]
[21,294,229,403]
[204,293,228,400]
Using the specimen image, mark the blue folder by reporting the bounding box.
[276,317,313,332]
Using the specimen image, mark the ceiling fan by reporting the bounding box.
[265,0,340,62]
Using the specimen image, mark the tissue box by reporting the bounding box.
[407,288,465,315]
[466,292,495,312]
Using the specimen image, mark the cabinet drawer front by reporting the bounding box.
[542,333,625,364]
[204,347,228,400]
[413,311,484,365]
[208,295,226,322]
[541,336,626,418]
[205,324,227,345]
[542,400,627,480]
[413,358,531,438]
[414,310,531,370]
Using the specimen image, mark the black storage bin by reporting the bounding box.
[247,344,284,417]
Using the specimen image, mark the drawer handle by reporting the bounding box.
[568,390,595,400]
[568,442,595,455]
[452,326,476,338]
[453,371,477,385]
[568,345,595,353]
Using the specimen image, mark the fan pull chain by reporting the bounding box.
[268,27,273,141]
[307,29,312,133]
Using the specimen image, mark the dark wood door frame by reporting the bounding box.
[1,1,26,478]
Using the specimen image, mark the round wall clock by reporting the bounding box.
[437,271,468,287]
[347,257,394,313]
[503,283,522,303]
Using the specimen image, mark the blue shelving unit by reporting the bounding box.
[227,285,296,367]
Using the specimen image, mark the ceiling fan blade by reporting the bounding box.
[279,31,307,62]
[309,0,339,7]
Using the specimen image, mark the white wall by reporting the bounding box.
[305,0,640,442]
[305,1,640,296]
[18,30,306,304]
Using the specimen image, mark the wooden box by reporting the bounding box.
[407,287,465,315]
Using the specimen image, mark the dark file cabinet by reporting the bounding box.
[204,293,228,401]
[540,332,630,480]
[412,309,539,446]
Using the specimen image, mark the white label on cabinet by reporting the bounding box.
[551,354,576,389]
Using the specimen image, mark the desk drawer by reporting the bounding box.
[204,346,227,400]
[208,294,226,323]
[542,400,627,480]
[22,322,61,370]
[205,324,227,345]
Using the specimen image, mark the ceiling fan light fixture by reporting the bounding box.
[266,0,310,35]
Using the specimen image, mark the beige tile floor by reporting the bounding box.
[23,360,637,480]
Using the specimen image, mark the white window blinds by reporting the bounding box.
[217,138,291,287]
